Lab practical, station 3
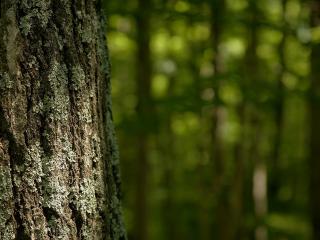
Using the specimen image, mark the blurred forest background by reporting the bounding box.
[105,0,320,239]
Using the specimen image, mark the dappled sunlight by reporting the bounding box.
[107,0,320,239]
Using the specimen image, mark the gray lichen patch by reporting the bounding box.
[0,72,13,90]
[90,133,107,213]
[21,141,44,191]
[41,132,76,216]
[78,178,96,215]
[47,217,72,240]
[42,170,68,216]
[19,12,33,36]
[75,136,99,216]
[0,141,15,240]
[44,61,70,121]
[71,65,86,91]
[0,165,14,224]
[19,0,52,36]
[71,64,93,123]
[60,136,76,164]
[0,224,15,240]
[80,22,94,44]
[32,100,44,114]
[91,133,102,169]
[48,61,67,88]
[42,151,69,216]
[77,100,92,123]
[77,14,99,44]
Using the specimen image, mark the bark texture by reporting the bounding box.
[0,1,126,239]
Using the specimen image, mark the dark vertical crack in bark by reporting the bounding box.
[0,106,27,238]
[0,107,25,166]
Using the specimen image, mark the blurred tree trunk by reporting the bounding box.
[160,23,178,239]
[188,31,211,240]
[309,0,320,239]
[133,0,152,239]
[245,1,268,240]
[188,33,212,239]
[0,1,126,240]
[231,104,245,239]
[270,0,287,209]
[209,2,232,239]
[161,76,176,240]
[210,0,225,199]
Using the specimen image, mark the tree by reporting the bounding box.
[0,1,126,239]
[133,0,152,240]
[269,0,287,211]
[208,1,233,239]
[309,0,320,239]
[244,1,268,239]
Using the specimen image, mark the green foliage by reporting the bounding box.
[106,0,315,239]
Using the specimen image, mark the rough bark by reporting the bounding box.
[0,1,126,239]
[309,1,320,239]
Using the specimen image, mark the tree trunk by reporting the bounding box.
[269,0,287,208]
[231,104,245,239]
[209,2,231,239]
[309,1,320,239]
[133,0,152,239]
[0,1,126,239]
[245,1,268,239]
